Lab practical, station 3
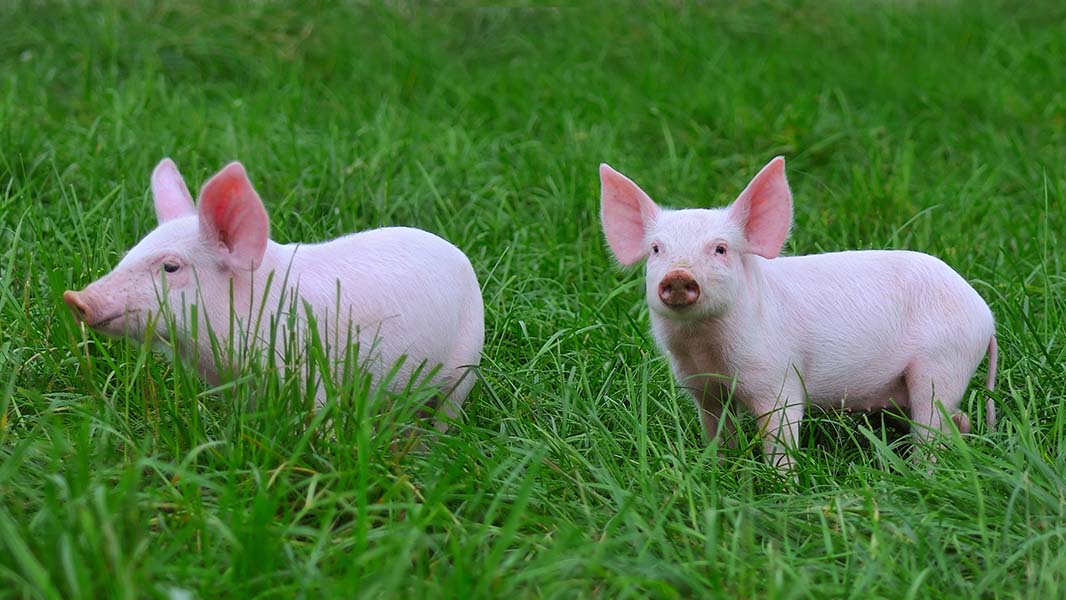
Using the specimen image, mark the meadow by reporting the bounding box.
[1,1,1065,597]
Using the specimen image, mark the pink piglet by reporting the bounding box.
[600,157,997,472]
[64,159,485,429]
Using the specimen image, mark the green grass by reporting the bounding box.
[2,0,1065,597]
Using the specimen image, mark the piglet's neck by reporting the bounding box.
[248,240,301,298]
[736,253,769,313]
[257,240,300,276]
[220,241,301,312]
[192,241,295,375]
[728,252,787,340]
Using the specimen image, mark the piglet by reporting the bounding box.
[64,159,484,428]
[600,157,997,471]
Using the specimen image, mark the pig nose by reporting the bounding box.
[658,270,700,308]
[63,290,91,323]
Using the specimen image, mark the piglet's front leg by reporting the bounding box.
[750,383,806,475]
[687,378,739,450]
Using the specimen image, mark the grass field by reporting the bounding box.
[2,1,1065,597]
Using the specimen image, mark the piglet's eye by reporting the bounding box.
[162,262,181,273]
[651,244,660,255]
[715,245,727,256]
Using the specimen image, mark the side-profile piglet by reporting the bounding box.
[64,159,485,427]
[600,157,996,471]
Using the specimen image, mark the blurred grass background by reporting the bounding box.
[1,1,1064,598]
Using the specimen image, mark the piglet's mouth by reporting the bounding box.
[92,310,147,333]
[90,313,123,329]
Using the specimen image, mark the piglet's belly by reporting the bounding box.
[806,376,910,412]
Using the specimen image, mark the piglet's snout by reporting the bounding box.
[658,270,700,308]
[63,290,91,323]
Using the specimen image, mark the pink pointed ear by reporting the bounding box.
[727,156,792,258]
[151,158,195,223]
[197,162,269,270]
[600,164,661,266]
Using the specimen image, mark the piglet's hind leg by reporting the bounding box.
[905,360,972,451]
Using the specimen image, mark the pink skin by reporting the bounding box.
[601,157,997,472]
[64,159,485,428]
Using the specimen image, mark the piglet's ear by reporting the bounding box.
[198,162,269,271]
[727,156,792,259]
[600,164,661,266]
[151,158,195,223]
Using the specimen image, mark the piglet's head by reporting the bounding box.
[63,159,270,346]
[600,157,792,320]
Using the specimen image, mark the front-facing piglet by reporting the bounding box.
[64,159,485,429]
[600,157,997,472]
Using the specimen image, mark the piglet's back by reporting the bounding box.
[760,249,994,365]
[765,250,991,322]
[278,226,483,391]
